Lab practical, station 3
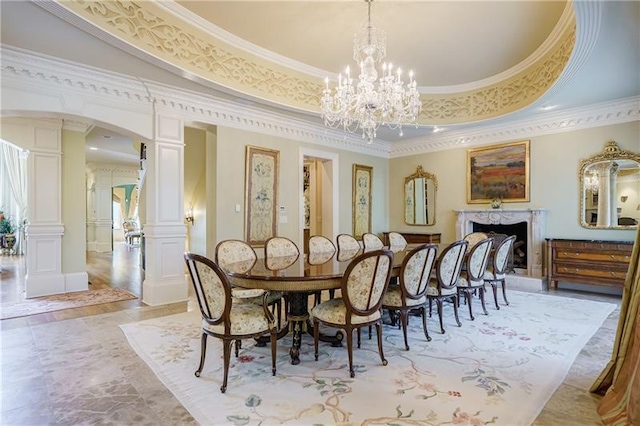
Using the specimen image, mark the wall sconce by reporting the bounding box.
[620,195,628,203]
[185,209,194,224]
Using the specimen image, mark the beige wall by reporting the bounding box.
[214,127,389,249]
[389,121,640,243]
[61,129,86,273]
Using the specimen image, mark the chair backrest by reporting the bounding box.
[388,232,408,251]
[342,249,394,319]
[399,243,438,301]
[463,232,488,249]
[465,237,494,282]
[123,220,137,232]
[492,235,517,277]
[184,252,232,332]
[435,240,468,290]
[265,237,300,258]
[215,239,257,273]
[308,235,336,254]
[337,233,360,251]
[362,233,384,251]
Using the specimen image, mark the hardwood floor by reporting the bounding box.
[0,242,174,330]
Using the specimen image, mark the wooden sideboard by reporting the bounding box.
[383,232,441,246]
[545,238,633,289]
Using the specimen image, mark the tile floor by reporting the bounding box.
[1,249,620,425]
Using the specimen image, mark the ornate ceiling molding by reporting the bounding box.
[49,0,577,126]
[2,46,637,160]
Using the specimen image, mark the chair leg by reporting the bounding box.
[465,290,474,321]
[270,329,277,376]
[235,339,241,357]
[375,322,387,367]
[436,298,445,334]
[420,306,431,342]
[452,295,462,327]
[221,339,233,393]
[368,325,372,340]
[491,282,500,310]
[479,287,489,315]
[313,319,320,361]
[400,310,410,350]
[347,328,355,378]
[195,332,207,378]
[357,328,361,348]
[501,280,510,305]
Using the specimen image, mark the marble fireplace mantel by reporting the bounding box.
[453,208,547,278]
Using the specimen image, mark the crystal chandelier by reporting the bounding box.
[320,0,421,144]
[585,171,599,194]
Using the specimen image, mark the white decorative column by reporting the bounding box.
[93,168,115,252]
[142,113,188,306]
[23,120,65,297]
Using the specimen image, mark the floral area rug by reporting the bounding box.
[120,291,615,426]
[0,287,137,320]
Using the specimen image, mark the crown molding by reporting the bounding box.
[389,96,640,158]
[2,46,638,161]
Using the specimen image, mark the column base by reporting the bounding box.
[142,275,189,306]
[65,272,89,292]
[25,273,66,298]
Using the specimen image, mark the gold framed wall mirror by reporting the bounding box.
[404,166,438,226]
[579,141,640,229]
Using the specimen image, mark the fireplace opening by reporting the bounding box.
[472,221,527,270]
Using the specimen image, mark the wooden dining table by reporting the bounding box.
[225,245,424,364]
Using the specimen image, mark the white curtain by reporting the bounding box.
[0,140,28,254]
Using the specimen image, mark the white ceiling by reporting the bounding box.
[1,0,639,164]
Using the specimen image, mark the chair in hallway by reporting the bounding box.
[387,231,408,252]
[456,237,494,320]
[311,249,394,378]
[382,243,438,350]
[363,233,384,251]
[484,235,517,310]
[184,252,277,393]
[337,233,361,251]
[427,240,468,334]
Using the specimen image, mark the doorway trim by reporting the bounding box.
[299,148,339,248]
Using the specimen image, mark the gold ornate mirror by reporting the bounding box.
[404,166,438,226]
[579,141,640,229]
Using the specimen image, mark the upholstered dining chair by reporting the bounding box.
[456,237,494,320]
[311,249,394,378]
[308,235,336,255]
[216,239,284,328]
[382,243,438,350]
[363,233,384,251]
[265,236,300,258]
[483,235,517,310]
[184,252,277,393]
[308,235,338,304]
[427,240,468,334]
[387,231,408,252]
[337,233,361,251]
[463,232,489,249]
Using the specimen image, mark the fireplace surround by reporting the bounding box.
[454,209,547,279]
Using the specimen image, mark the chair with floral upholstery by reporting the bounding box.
[382,243,438,350]
[387,232,408,252]
[463,232,488,249]
[337,233,361,251]
[308,235,338,304]
[427,240,468,334]
[456,237,494,320]
[483,235,516,310]
[311,249,394,378]
[184,252,277,393]
[216,239,284,328]
[363,233,384,251]
[265,236,300,258]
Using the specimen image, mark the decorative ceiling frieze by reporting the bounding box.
[56,0,576,126]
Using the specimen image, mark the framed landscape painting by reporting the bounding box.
[245,146,279,246]
[467,140,530,203]
[352,164,373,239]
